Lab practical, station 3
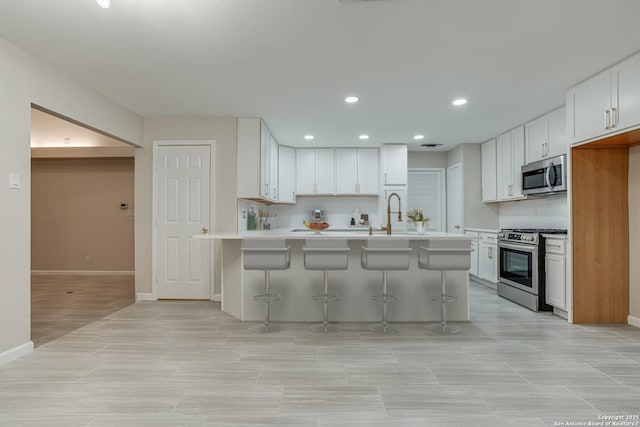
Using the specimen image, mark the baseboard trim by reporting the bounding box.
[212,293,221,302]
[31,270,134,276]
[629,315,640,328]
[0,341,33,367]
[136,292,156,303]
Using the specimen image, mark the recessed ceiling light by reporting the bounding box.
[413,134,425,140]
[452,98,468,106]
[304,135,314,140]
[359,134,369,140]
[345,96,359,104]
[96,0,111,8]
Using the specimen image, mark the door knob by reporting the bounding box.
[201,226,209,234]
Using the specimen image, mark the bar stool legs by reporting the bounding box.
[249,270,282,334]
[368,271,399,334]
[309,270,340,333]
[427,271,461,334]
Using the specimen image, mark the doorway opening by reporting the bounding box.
[30,106,136,346]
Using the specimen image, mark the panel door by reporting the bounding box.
[381,145,407,185]
[269,134,278,201]
[259,122,271,198]
[335,148,358,194]
[481,139,497,202]
[278,145,296,203]
[446,163,463,233]
[547,106,567,159]
[357,148,379,194]
[545,253,566,309]
[511,126,525,198]
[525,115,548,163]
[295,148,316,195]
[567,70,612,143]
[156,144,211,299]
[612,54,640,132]
[496,132,512,201]
[315,149,335,194]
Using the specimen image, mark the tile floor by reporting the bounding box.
[1,278,638,426]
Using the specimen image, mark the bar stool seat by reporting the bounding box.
[241,239,290,333]
[303,239,350,333]
[418,237,471,334]
[361,239,411,334]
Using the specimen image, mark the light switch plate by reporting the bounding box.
[9,173,20,189]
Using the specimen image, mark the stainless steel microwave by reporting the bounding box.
[521,154,567,196]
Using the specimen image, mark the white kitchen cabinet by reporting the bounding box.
[478,232,498,284]
[465,230,480,277]
[381,144,407,185]
[237,117,280,203]
[481,139,497,202]
[277,145,296,204]
[525,106,566,163]
[567,52,640,144]
[335,148,379,195]
[545,237,567,310]
[295,148,335,195]
[497,127,525,201]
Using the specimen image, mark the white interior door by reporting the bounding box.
[447,163,463,233]
[156,144,211,299]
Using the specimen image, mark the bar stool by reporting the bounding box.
[418,237,471,334]
[361,239,412,334]
[241,239,290,333]
[303,238,350,333]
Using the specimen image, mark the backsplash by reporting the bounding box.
[499,194,568,229]
[237,197,380,232]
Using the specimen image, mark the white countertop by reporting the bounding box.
[193,229,471,240]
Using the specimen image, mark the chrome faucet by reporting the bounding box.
[383,192,402,235]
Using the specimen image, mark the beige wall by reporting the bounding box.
[630,146,640,320]
[31,158,134,271]
[407,151,447,168]
[136,117,237,297]
[0,38,142,356]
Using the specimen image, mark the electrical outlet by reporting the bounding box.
[84,256,90,264]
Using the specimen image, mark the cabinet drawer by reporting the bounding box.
[479,232,498,243]
[545,239,566,254]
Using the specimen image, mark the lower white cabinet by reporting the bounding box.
[545,237,567,310]
[465,230,480,277]
[478,232,498,284]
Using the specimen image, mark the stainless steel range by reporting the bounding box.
[497,229,567,312]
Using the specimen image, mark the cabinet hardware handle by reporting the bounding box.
[313,183,318,193]
[545,256,548,273]
[604,109,611,130]
[545,143,549,157]
[384,173,387,184]
[356,183,360,193]
[201,226,209,234]
[264,183,269,194]
[611,107,617,128]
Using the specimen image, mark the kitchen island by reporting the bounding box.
[195,231,472,323]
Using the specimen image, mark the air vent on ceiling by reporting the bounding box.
[338,0,396,3]
[421,144,443,148]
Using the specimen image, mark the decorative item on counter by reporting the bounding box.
[303,219,329,234]
[407,209,430,234]
[247,207,257,230]
[352,209,361,226]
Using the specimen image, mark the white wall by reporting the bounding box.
[499,194,568,229]
[630,146,640,321]
[137,117,237,297]
[0,38,142,360]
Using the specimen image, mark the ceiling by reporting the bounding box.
[4,0,640,151]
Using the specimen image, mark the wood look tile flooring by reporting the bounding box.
[3,279,638,426]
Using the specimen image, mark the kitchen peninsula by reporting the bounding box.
[195,231,472,323]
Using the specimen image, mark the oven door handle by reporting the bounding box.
[497,241,537,253]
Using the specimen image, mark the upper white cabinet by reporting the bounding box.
[496,127,525,201]
[525,106,566,163]
[481,139,497,202]
[278,145,296,204]
[295,149,335,195]
[335,148,379,195]
[567,52,640,144]
[381,144,407,185]
[237,117,280,203]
